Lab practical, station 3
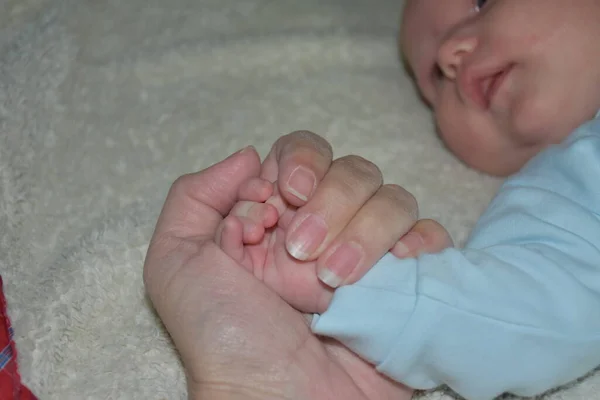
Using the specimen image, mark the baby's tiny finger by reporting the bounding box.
[239,216,266,244]
[238,178,274,203]
[220,216,245,262]
[231,201,279,228]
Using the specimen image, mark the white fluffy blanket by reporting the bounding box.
[1,0,598,398]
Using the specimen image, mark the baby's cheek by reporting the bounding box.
[434,97,480,163]
[434,94,517,174]
[435,115,483,166]
[436,119,504,175]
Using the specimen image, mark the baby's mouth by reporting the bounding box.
[461,65,513,110]
[479,66,511,109]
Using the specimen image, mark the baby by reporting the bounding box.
[216,0,600,399]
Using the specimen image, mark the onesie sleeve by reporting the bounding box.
[311,119,600,400]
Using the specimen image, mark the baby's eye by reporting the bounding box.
[476,0,488,9]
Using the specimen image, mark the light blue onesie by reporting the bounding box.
[312,113,600,400]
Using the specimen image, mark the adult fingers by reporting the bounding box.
[391,219,454,258]
[283,155,384,261]
[261,131,333,207]
[151,146,262,248]
[145,146,261,307]
[313,184,418,288]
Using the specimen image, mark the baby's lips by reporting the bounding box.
[458,62,512,110]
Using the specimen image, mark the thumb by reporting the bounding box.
[153,146,262,241]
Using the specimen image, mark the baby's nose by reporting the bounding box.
[436,35,477,79]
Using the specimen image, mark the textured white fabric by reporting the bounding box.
[1,0,597,398]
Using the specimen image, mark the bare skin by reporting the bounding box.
[401,0,600,176]
[215,175,449,313]
[144,2,600,398]
[144,133,452,400]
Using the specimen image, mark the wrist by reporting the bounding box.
[188,385,285,400]
[187,374,290,400]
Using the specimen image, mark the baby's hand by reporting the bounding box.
[217,177,279,272]
[216,177,335,314]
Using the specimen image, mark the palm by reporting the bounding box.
[221,209,412,399]
[145,143,416,400]
[181,242,413,400]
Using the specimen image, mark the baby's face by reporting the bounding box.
[401,0,600,176]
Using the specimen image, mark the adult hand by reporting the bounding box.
[230,132,452,298]
[143,142,449,400]
[262,131,451,276]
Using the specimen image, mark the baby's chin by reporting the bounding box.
[467,158,525,177]
[466,144,547,177]
[444,137,536,177]
[435,114,553,177]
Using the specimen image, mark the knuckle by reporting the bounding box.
[335,155,383,187]
[379,184,418,220]
[382,184,417,207]
[419,218,442,231]
[282,130,333,159]
[418,219,453,247]
[170,173,194,197]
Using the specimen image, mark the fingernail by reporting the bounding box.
[237,145,255,154]
[266,195,287,217]
[318,242,363,288]
[394,232,425,257]
[234,201,254,217]
[286,166,316,202]
[286,214,328,260]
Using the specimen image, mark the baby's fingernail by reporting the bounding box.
[266,195,287,217]
[286,166,316,202]
[318,242,363,288]
[393,232,425,257]
[234,201,254,217]
[286,214,328,260]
